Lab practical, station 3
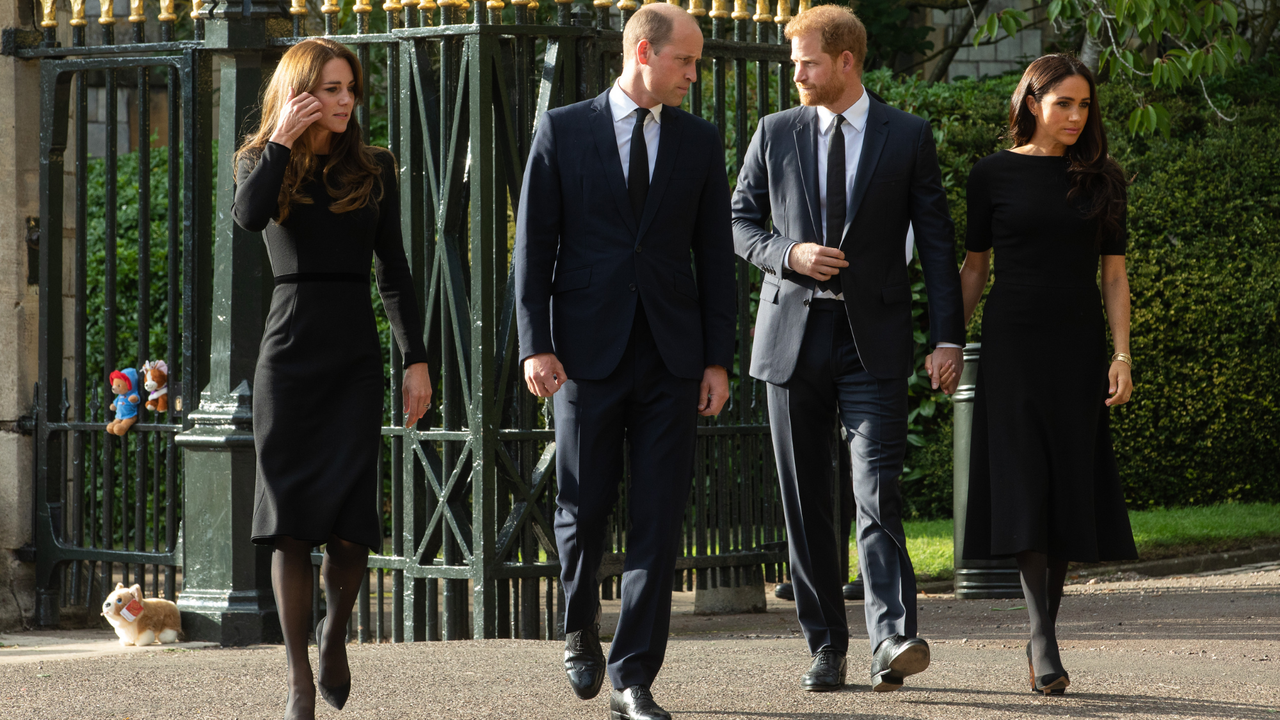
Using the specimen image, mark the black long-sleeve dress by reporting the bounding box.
[960,150,1138,563]
[234,142,427,550]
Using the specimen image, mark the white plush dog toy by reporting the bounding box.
[101,583,182,646]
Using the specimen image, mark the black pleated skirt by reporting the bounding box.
[961,282,1138,563]
[251,278,385,550]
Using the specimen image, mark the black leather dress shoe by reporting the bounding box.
[801,647,846,692]
[564,625,606,700]
[610,686,671,720]
[773,582,795,601]
[842,578,865,601]
[870,635,930,692]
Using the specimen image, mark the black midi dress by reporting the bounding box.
[960,150,1137,563]
[233,142,428,550]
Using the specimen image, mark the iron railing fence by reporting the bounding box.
[14,0,810,641]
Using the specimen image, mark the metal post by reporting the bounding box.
[952,343,1022,599]
[174,2,282,645]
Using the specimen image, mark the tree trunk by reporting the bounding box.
[929,0,988,83]
[1080,28,1104,74]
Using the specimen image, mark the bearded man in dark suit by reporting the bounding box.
[731,4,965,694]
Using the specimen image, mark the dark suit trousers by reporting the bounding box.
[767,302,916,656]
[553,302,700,689]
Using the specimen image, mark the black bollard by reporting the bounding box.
[952,344,1023,599]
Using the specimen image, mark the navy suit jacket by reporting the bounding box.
[731,98,964,383]
[515,89,737,381]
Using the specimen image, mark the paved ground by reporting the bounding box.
[2,562,1277,720]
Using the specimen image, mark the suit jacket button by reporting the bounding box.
[803,299,810,307]
[629,283,637,292]
[635,246,643,253]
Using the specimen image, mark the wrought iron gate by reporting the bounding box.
[12,0,806,642]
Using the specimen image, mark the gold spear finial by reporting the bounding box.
[666,0,682,6]
[753,0,771,21]
[129,0,146,23]
[488,0,503,9]
[687,0,705,15]
[731,0,749,20]
[291,0,309,14]
[708,0,728,17]
[158,0,176,21]
[40,0,57,28]
[773,0,789,23]
[384,0,403,11]
[593,0,612,9]
[617,0,639,10]
[70,0,88,26]
[100,0,116,25]
[353,0,372,13]
[322,0,341,14]
[190,0,204,20]
[797,0,810,11]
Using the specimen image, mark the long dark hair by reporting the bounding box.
[1009,54,1127,244]
[234,38,386,224]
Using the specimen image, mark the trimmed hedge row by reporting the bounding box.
[867,60,1280,518]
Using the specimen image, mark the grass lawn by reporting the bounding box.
[848,502,1280,582]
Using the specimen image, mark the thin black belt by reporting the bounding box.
[274,272,367,285]
[808,297,845,312]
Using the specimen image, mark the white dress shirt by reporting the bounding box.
[782,88,871,300]
[609,82,662,185]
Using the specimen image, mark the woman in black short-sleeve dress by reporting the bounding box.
[232,38,433,720]
[950,55,1136,696]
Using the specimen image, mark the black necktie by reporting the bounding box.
[819,115,846,295]
[628,107,651,222]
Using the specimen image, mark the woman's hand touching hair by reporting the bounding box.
[269,87,324,149]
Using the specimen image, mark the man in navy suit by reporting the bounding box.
[514,5,736,718]
[732,5,965,694]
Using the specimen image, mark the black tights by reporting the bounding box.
[1016,551,1070,679]
[272,535,369,720]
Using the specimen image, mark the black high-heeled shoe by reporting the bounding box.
[1026,642,1069,695]
[316,616,351,710]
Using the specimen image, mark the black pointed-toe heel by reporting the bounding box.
[1027,642,1069,695]
[316,616,352,710]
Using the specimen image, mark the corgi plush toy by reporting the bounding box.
[141,360,170,414]
[101,583,182,646]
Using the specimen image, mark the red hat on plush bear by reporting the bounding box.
[109,370,132,390]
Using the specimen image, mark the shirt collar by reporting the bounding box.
[609,81,664,125]
[815,86,870,135]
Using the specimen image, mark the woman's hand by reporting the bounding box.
[269,87,323,149]
[1105,361,1133,406]
[925,352,961,394]
[402,362,434,427]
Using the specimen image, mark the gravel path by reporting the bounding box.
[3,563,1276,719]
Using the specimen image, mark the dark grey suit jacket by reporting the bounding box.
[732,98,964,383]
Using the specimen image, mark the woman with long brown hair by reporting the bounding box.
[935,53,1137,695]
[233,38,432,720]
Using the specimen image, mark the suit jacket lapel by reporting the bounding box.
[844,98,889,242]
[636,106,682,242]
[792,107,822,244]
[588,90,638,237]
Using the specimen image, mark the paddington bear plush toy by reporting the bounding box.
[107,368,141,436]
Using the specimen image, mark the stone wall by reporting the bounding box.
[0,0,42,631]
[922,0,1049,80]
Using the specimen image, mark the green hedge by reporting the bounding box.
[868,59,1280,518]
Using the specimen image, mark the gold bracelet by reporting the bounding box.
[1111,352,1133,368]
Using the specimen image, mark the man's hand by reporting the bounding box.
[925,347,963,395]
[523,353,567,397]
[699,365,730,417]
[788,243,849,282]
